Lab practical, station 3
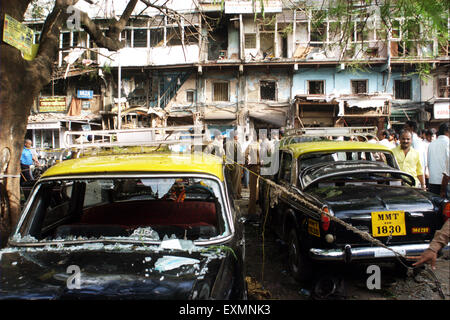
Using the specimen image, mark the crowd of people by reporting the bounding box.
[204,129,281,216]
[202,120,449,205]
[381,121,449,199]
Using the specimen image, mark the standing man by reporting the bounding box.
[205,130,224,158]
[245,131,260,216]
[225,131,243,199]
[241,135,251,189]
[20,139,39,184]
[404,120,426,172]
[427,122,449,198]
[423,128,435,187]
[379,130,396,149]
[392,130,426,189]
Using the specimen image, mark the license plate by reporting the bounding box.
[308,218,320,237]
[371,211,406,237]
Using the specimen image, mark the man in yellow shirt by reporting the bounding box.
[392,130,426,189]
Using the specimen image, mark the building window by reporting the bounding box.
[213,82,229,101]
[121,29,132,47]
[394,79,412,100]
[244,33,256,49]
[260,80,276,101]
[308,80,325,95]
[351,80,368,94]
[438,77,450,98]
[186,90,195,103]
[150,29,164,47]
[133,29,148,47]
[310,22,326,47]
[167,27,182,46]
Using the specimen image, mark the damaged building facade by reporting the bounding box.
[25,0,449,146]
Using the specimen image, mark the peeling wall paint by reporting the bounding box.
[203,71,239,105]
[292,67,421,102]
[246,69,291,103]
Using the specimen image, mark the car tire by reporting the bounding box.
[287,228,312,282]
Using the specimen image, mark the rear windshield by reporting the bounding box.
[298,150,397,172]
[16,176,229,244]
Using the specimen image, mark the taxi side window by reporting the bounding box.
[279,152,292,183]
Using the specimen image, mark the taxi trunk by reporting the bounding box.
[313,184,443,247]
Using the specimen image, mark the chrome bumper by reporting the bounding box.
[309,242,450,262]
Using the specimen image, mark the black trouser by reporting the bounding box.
[429,183,448,198]
[20,164,33,184]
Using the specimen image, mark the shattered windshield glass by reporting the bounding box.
[15,177,229,244]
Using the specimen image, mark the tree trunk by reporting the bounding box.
[0,0,139,247]
[0,0,39,247]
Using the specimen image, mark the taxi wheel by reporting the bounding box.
[288,228,312,282]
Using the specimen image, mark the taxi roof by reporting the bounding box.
[41,152,225,181]
[281,140,393,159]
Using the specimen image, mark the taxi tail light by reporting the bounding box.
[321,207,331,231]
[443,202,450,221]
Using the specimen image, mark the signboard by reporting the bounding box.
[434,101,450,119]
[27,122,61,130]
[3,14,34,56]
[39,97,67,113]
[77,90,94,99]
[224,1,282,14]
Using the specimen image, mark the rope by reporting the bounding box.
[232,159,446,298]
[261,185,270,282]
[0,174,20,179]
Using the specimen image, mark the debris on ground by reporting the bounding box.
[246,276,271,300]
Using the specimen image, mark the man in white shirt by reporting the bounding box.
[423,128,435,187]
[205,130,224,157]
[379,130,396,149]
[427,122,449,198]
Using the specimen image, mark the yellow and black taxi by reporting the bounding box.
[262,137,449,281]
[0,151,247,299]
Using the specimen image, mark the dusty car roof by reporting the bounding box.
[41,152,224,180]
[282,141,393,159]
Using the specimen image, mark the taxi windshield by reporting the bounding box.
[15,176,229,244]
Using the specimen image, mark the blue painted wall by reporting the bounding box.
[292,66,421,101]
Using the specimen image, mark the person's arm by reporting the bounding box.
[416,153,426,189]
[418,174,426,190]
[411,219,450,269]
[32,154,39,165]
[441,174,449,198]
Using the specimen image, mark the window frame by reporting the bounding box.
[394,79,412,100]
[437,76,450,98]
[260,80,277,101]
[351,79,368,94]
[307,80,325,95]
[186,90,195,103]
[244,33,257,49]
[212,81,230,102]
